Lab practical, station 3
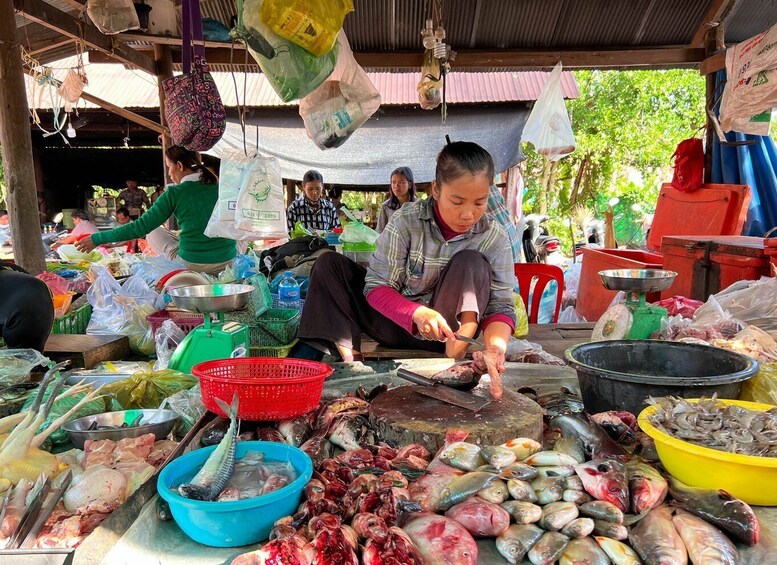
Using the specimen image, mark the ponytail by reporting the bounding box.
[165,145,219,185]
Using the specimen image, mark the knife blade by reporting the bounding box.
[396,368,490,412]
[8,476,52,549]
[453,334,484,351]
[21,470,73,549]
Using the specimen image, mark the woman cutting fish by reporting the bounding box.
[297,141,515,397]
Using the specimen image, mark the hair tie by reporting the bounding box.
[445,135,452,145]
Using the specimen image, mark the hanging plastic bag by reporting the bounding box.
[299,33,381,149]
[521,62,576,160]
[670,138,704,193]
[86,0,140,35]
[234,155,288,238]
[102,369,197,410]
[260,0,353,57]
[239,0,338,102]
[59,69,87,104]
[417,49,442,110]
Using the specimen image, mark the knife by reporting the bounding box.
[20,470,73,549]
[8,476,52,549]
[396,368,491,412]
[453,334,484,351]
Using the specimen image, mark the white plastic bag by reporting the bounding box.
[234,155,287,238]
[299,33,381,149]
[206,151,267,241]
[694,277,777,324]
[153,319,186,371]
[86,0,140,35]
[521,62,576,160]
[558,306,586,323]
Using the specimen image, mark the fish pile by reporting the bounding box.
[647,395,777,457]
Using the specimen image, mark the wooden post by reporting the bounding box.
[703,29,719,184]
[154,44,174,182]
[285,179,297,208]
[0,0,46,274]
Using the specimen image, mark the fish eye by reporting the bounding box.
[597,464,609,472]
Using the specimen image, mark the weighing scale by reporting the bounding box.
[597,269,677,340]
[168,284,253,374]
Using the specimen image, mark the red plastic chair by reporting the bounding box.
[514,263,565,323]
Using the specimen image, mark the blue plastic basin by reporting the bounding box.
[157,441,313,547]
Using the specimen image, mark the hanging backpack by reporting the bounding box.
[162,0,226,151]
[670,138,705,193]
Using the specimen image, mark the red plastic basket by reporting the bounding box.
[147,309,205,338]
[192,357,333,421]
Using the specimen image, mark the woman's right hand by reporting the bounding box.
[412,306,455,341]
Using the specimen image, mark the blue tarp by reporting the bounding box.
[711,71,777,236]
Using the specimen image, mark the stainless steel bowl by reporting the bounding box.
[62,409,179,449]
[168,284,254,313]
[598,269,677,293]
[65,372,135,387]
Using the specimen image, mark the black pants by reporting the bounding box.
[0,270,54,351]
[298,250,491,356]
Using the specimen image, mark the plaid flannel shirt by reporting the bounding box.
[488,184,522,263]
[365,197,516,324]
[286,196,341,232]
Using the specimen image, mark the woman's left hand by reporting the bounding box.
[473,346,506,400]
[75,236,96,252]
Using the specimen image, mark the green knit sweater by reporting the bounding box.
[92,180,236,264]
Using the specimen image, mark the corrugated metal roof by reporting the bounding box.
[25,56,579,111]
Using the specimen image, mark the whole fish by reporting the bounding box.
[501,438,543,460]
[550,414,628,460]
[496,524,544,564]
[500,500,543,524]
[494,462,538,481]
[668,476,760,546]
[560,517,595,538]
[538,501,579,531]
[402,513,478,565]
[565,475,584,491]
[531,477,565,505]
[595,536,642,565]
[409,432,468,512]
[528,531,570,565]
[628,505,687,565]
[439,442,483,472]
[445,497,511,537]
[179,394,238,501]
[538,388,585,418]
[562,489,592,504]
[437,472,497,510]
[559,536,610,565]
[579,501,625,524]
[626,459,668,515]
[315,397,370,435]
[277,411,314,447]
[525,451,579,467]
[430,362,481,385]
[480,446,517,469]
[672,508,738,565]
[575,459,629,512]
[478,479,509,504]
[506,479,538,502]
[593,520,629,541]
[536,465,576,478]
[553,437,586,464]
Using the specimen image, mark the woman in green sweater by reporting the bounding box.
[77,146,236,274]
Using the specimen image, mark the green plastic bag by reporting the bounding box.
[102,369,197,410]
[291,221,313,239]
[21,386,109,445]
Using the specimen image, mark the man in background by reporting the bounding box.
[118,178,150,219]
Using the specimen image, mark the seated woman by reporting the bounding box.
[51,209,99,249]
[0,261,54,352]
[77,146,236,275]
[376,166,417,232]
[297,141,515,390]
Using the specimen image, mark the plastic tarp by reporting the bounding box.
[212,105,528,185]
[711,71,777,237]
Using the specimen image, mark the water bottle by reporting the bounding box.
[278,271,301,310]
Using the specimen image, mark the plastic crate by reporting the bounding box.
[249,339,298,358]
[52,304,92,335]
[249,308,301,347]
[271,294,305,311]
[147,309,205,339]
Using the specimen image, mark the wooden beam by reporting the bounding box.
[690,0,737,48]
[15,0,156,74]
[0,0,46,273]
[29,38,74,57]
[700,50,726,75]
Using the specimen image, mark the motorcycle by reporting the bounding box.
[522,213,563,264]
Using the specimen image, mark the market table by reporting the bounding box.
[44,333,131,368]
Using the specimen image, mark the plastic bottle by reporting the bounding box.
[277,271,301,310]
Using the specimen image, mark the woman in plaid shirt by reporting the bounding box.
[298,142,516,397]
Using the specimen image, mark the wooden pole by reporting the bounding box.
[0,0,46,274]
[154,45,174,178]
[285,179,297,209]
[704,29,719,184]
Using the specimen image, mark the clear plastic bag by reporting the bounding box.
[130,255,187,286]
[563,262,582,305]
[166,384,206,433]
[299,33,381,149]
[86,0,139,35]
[558,305,586,323]
[417,49,442,110]
[234,155,288,238]
[0,349,49,385]
[57,244,102,263]
[260,0,353,56]
[504,338,565,365]
[740,362,777,405]
[694,277,777,324]
[240,0,338,102]
[339,221,379,245]
[521,62,576,161]
[153,319,186,371]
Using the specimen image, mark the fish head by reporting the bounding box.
[177,484,213,501]
[575,460,629,512]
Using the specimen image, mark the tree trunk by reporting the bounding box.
[538,161,551,214]
[0,0,45,274]
[569,155,589,206]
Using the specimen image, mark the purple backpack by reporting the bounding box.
[162,0,226,151]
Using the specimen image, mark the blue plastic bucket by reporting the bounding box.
[157,441,313,547]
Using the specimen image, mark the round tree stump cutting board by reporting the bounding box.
[369,385,543,454]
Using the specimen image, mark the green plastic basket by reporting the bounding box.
[249,308,301,347]
[249,339,298,358]
[52,304,92,334]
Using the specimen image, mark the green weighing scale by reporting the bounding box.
[168,284,254,374]
[595,269,677,340]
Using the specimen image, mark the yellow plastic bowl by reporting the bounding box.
[638,398,777,506]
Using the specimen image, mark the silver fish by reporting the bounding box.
[496,462,539,481]
[437,471,496,510]
[496,524,543,564]
[481,446,517,469]
[559,536,611,565]
[525,451,579,466]
[628,505,687,565]
[536,465,576,478]
[539,501,579,531]
[553,437,586,463]
[593,519,629,541]
[528,531,570,565]
[501,438,543,460]
[531,477,565,505]
[439,442,483,472]
[562,489,592,504]
[179,394,238,501]
[565,475,584,491]
[507,479,538,502]
[672,509,738,565]
[595,536,642,565]
[580,501,625,524]
[560,517,595,539]
[501,500,543,524]
[478,478,509,504]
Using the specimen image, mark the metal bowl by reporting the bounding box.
[168,284,254,313]
[62,409,179,449]
[598,269,677,293]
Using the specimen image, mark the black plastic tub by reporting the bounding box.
[565,340,759,415]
